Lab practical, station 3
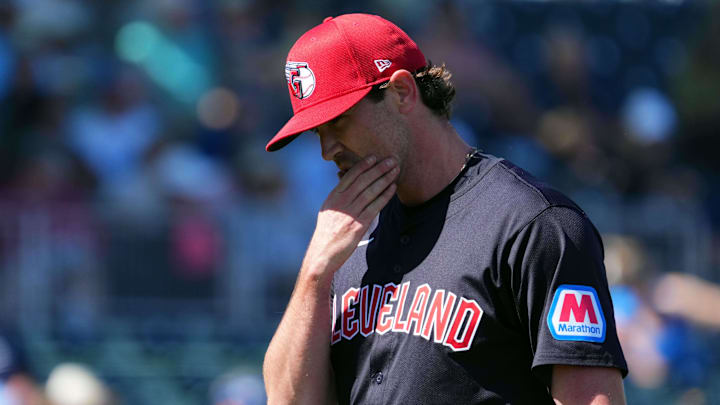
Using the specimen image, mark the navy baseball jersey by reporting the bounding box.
[329,153,627,404]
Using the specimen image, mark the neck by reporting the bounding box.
[395,119,471,206]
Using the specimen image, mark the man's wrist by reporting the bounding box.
[299,256,337,289]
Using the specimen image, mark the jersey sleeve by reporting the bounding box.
[506,205,628,384]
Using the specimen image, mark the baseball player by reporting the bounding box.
[263,14,628,404]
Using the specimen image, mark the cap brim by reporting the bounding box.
[266,86,373,151]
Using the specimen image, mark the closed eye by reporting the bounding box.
[312,111,352,135]
[329,113,348,126]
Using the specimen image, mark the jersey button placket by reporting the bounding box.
[374,371,383,384]
[399,234,410,245]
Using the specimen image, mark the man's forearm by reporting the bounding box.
[263,155,398,404]
[263,261,336,405]
[551,365,626,405]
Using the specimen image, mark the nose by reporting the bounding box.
[319,131,343,162]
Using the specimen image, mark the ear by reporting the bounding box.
[387,69,418,115]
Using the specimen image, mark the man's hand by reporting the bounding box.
[264,155,398,405]
[304,155,399,275]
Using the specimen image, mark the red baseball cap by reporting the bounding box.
[266,14,426,151]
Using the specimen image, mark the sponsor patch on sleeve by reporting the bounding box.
[547,285,606,343]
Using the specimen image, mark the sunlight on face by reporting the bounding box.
[316,96,409,181]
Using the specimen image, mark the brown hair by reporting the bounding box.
[365,62,455,120]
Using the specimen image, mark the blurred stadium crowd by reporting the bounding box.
[0,0,719,404]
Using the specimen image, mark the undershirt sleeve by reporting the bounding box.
[506,205,628,385]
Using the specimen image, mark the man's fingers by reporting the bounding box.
[342,157,397,200]
[335,155,376,193]
[325,156,397,223]
[352,165,399,212]
[359,183,396,223]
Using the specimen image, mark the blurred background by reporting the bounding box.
[0,0,719,404]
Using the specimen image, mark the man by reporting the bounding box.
[263,13,627,405]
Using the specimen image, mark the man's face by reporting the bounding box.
[315,95,409,180]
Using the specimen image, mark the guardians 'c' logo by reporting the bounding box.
[285,62,316,99]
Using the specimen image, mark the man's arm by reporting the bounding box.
[263,155,398,405]
[551,365,626,405]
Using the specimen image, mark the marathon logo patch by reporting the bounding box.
[547,285,606,343]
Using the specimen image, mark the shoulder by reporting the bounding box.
[489,156,582,213]
[458,154,592,238]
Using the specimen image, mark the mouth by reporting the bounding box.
[337,169,348,179]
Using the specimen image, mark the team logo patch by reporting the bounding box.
[374,59,392,72]
[547,285,606,342]
[285,61,316,99]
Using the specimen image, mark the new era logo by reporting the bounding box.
[547,285,606,343]
[374,59,392,72]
